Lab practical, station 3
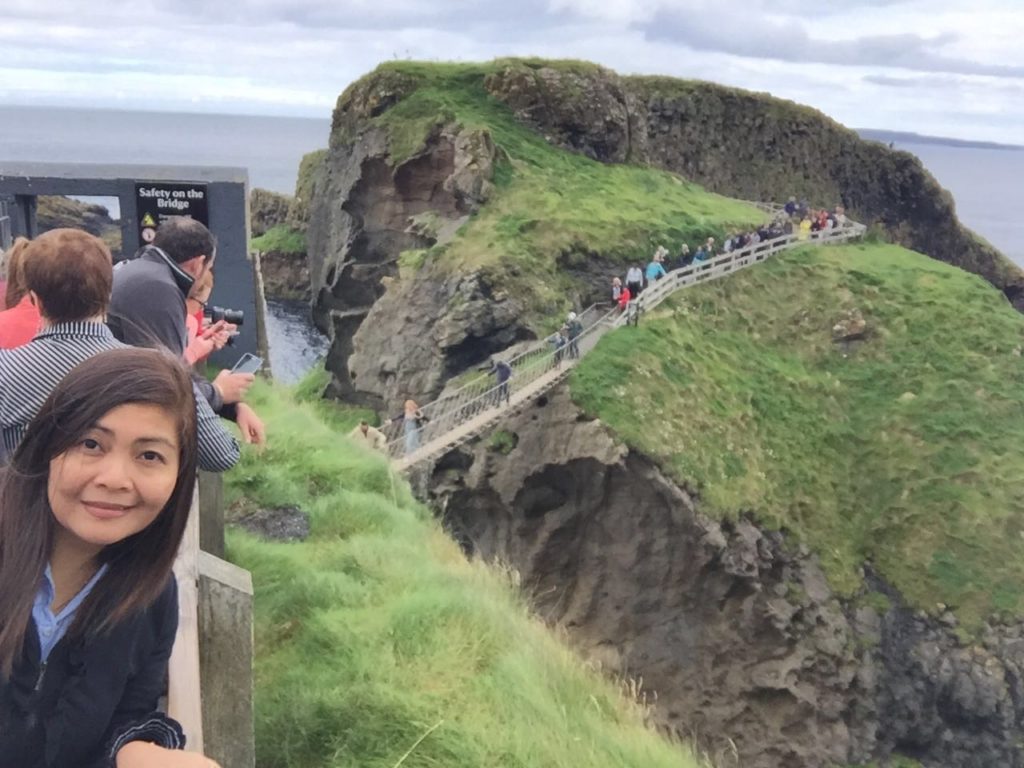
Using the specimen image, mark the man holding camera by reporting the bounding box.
[108,217,265,445]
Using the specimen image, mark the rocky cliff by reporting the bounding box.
[306,73,517,406]
[36,195,122,257]
[306,60,1022,411]
[301,61,1024,768]
[429,388,1024,768]
[483,62,1024,308]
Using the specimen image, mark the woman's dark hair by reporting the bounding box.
[0,348,198,675]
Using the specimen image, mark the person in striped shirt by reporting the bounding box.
[0,228,239,472]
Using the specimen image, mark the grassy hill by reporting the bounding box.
[224,373,704,768]
[334,61,764,326]
[573,242,1024,632]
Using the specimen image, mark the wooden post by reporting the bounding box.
[198,471,225,559]
[168,486,204,752]
[198,551,255,768]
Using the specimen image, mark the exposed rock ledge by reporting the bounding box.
[306,88,504,407]
[428,387,1024,768]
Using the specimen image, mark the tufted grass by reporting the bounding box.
[573,242,1024,631]
[223,371,704,768]
[251,224,306,255]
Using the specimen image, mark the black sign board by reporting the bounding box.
[135,182,209,244]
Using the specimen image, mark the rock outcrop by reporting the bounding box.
[249,188,312,301]
[259,249,310,302]
[429,387,1024,768]
[36,195,122,258]
[249,188,291,237]
[483,62,1024,309]
[307,75,506,408]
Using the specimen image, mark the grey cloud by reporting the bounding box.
[7,0,562,38]
[863,73,1024,100]
[864,74,926,87]
[642,11,1024,79]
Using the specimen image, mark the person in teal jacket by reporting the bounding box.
[645,259,667,282]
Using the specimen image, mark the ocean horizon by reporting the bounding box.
[1,104,1020,266]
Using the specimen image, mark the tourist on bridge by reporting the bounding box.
[646,257,667,283]
[676,243,691,268]
[491,359,513,406]
[626,264,644,298]
[611,276,622,302]
[395,399,427,455]
[617,284,632,313]
[0,347,224,768]
[566,312,583,359]
[349,419,387,452]
[547,327,568,366]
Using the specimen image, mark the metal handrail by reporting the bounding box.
[385,304,620,459]
[631,221,867,317]
[389,214,865,467]
[378,302,607,444]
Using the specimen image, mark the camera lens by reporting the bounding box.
[203,306,244,326]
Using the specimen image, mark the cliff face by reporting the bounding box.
[307,60,1023,410]
[483,63,1024,308]
[36,195,122,258]
[429,388,1024,768]
[306,74,506,407]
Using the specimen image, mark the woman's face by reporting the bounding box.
[48,403,181,552]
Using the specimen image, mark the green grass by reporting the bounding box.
[573,242,1024,631]
[251,224,306,255]
[344,60,764,327]
[224,371,704,768]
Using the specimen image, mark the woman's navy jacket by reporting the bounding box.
[0,577,184,767]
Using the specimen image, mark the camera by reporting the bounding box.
[204,305,244,326]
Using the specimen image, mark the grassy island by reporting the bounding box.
[574,242,1024,631]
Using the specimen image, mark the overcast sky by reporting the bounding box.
[2,0,1022,144]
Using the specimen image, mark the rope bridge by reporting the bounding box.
[385,212,866,470]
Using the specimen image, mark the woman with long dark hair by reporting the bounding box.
[0,347,220,767]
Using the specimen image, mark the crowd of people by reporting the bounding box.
[609,198,850,315]
[0,217,271,767]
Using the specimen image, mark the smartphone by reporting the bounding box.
[230,353,263,375]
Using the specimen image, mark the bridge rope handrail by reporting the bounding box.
[386,214,866,468]
[377,302,611,444]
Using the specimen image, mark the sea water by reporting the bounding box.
[1,105,1021,380]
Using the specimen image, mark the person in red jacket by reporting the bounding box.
[617,284,632,312]
[0,238,42,349]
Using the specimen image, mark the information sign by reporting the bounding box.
[135,182,209,244]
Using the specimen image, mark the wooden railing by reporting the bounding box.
[167,473,255,767]
[635,222,866,315]
[391,217,866,471]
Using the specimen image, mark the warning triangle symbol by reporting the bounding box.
[141,213,157,227]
